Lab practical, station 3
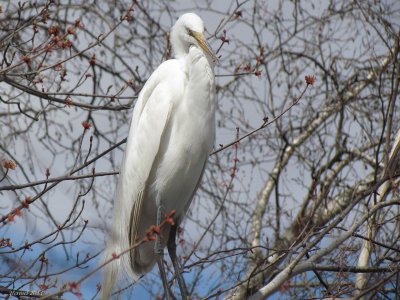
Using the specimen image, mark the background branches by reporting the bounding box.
[1,0,399,299]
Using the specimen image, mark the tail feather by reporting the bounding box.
[101,222,142,299]
[101,236,141,299]
[101,167,159,298]
[101,243,119,300]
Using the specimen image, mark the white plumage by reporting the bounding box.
[102,13,216,299]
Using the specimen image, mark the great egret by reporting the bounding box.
[102,13,216,300]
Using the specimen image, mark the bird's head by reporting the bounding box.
[171,13,217,62]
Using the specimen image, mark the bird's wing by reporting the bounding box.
[109,59,184,277]
[128,189,145,244]
[124,95,173,246]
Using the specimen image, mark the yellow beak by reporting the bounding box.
[190,30,218,62]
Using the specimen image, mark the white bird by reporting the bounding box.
[102,13,216,300]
